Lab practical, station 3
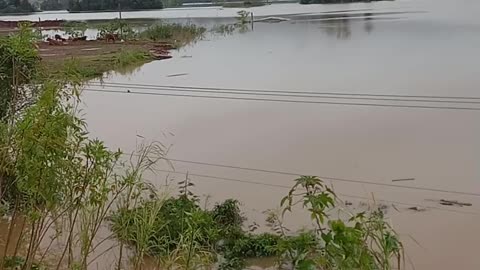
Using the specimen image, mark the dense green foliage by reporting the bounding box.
[0,23,40,122]
[0,0,34,14]
[40,0,68,10]
[68,0,163,12]
[0,26,167,270]
[139,23,206,43]
[111,196,218,268]
[111,176,403,270]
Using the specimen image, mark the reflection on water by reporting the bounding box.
[321,18,352,39]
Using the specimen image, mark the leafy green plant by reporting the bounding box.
[236,10,251,25]
[279,176,404,270]
[0,29,168,268]
[212,199,245,233]
[111,195,219,269]
[0,22,40,122]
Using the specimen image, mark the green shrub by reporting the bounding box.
[114,50,149,68]
[139,23,206,44]
[110,176,403,270]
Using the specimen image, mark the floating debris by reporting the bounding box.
[167,73,189,77]
[149,43,174,60]
[248,222,259,232]
[391,178,415,182]
[150,49,172,60]
[254,17,290,23]
[407,206,427,212]
[439,199,472,207]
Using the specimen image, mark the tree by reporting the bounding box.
[0,0,35,13]
[67,0,163,12]
[40,0,67,10]
[0,23,40,122]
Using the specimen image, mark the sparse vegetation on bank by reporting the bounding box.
[39,20,205,80]
[139,23,206,44]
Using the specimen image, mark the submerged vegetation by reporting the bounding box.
[0,24,404,270]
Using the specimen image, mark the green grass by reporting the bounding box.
[42,49,152,81]
[139,23,206,45]
[114,49,150,68]
[39,21,206,81]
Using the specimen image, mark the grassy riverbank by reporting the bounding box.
[40,22,206,79]
[41,41,157,79]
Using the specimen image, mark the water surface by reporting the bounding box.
[55,0,480,269]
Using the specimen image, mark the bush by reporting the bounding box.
[110,197,219,256]
[0,23,39,121]
[139,23,206,44]
[111,176,404,269]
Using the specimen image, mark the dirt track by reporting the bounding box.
[37,40,168,60]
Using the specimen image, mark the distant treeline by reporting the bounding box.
[40,0,69,10]
[67,0,164,11]
[0,0,35,14]
[300,0,390,4]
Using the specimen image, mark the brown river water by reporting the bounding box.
[5,0,480,269]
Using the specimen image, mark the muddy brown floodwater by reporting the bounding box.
[9,0,480,269]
